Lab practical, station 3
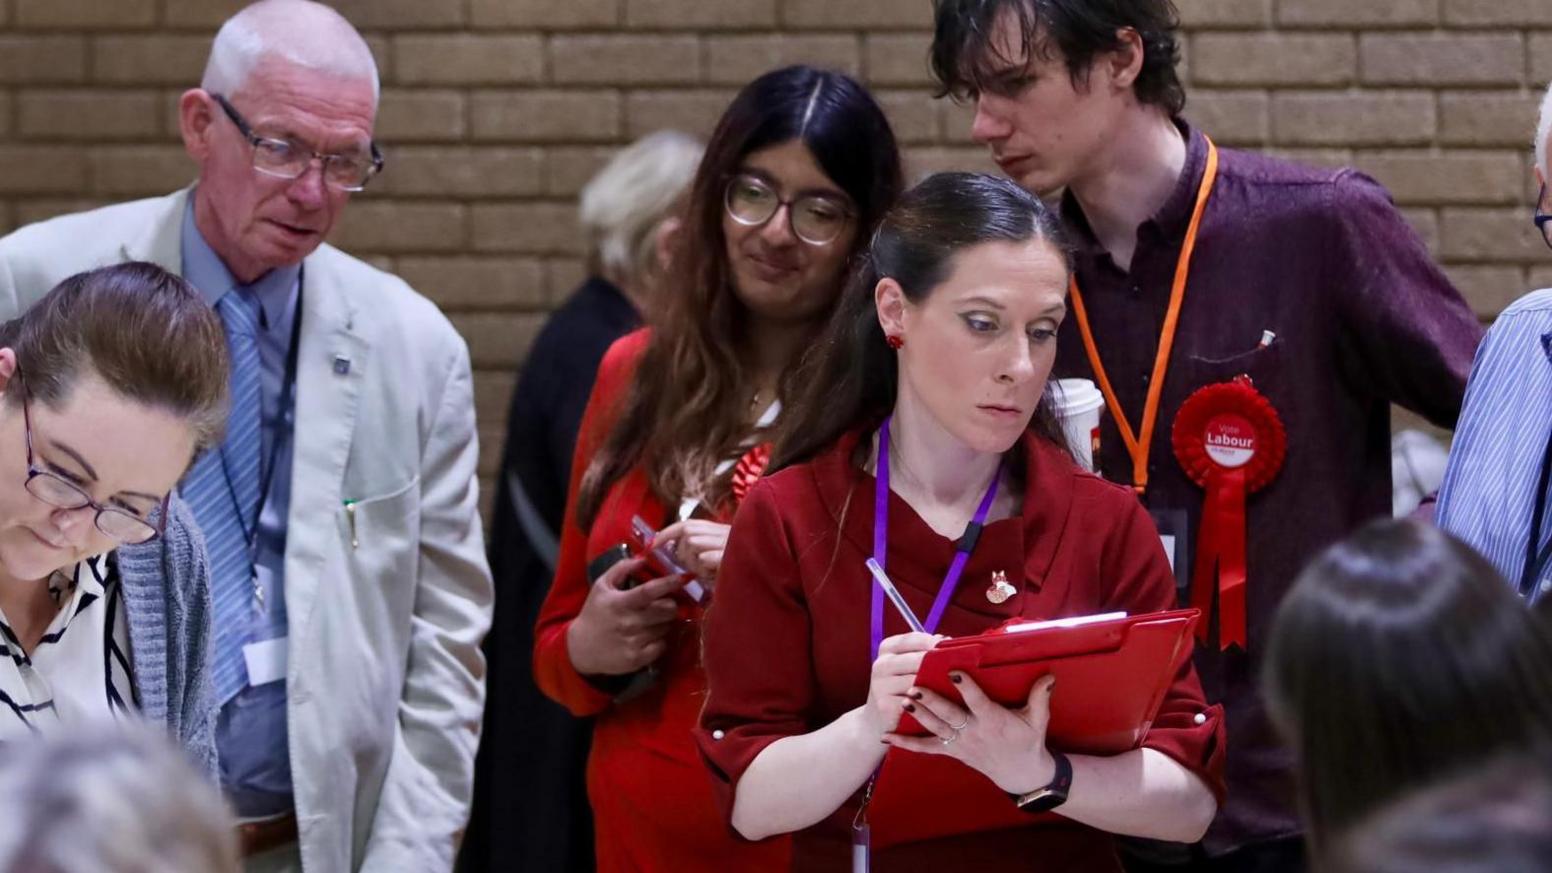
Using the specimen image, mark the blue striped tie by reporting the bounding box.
[181,289,263,705]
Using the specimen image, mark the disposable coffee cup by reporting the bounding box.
[1052,378,1105,472]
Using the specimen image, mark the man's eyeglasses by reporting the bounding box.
[18,374,166,545]
[1535,184,1552,251]
[724,174,853,246]
[212,93,384,192]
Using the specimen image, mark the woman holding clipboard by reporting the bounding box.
[697,174,1224,871]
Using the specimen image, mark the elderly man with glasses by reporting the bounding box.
[0,2,493,871]
[1436,84,1552,609]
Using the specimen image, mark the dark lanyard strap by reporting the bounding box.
[219,278,304,554]
[1520,424,1552,602]
[868,415,1002,659]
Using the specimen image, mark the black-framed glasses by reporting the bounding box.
[1536,184,1552,251]
[18,374,165,545]
[212,93,384,192]
[724,173,854,246]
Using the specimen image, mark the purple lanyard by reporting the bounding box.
[869,416,1003,659]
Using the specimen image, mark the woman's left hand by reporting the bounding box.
[654,520,731,589]
[883,672,1059,796]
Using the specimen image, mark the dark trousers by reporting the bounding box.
[1122,836,1307,873]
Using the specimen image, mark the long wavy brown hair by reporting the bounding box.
[575,66,903,528]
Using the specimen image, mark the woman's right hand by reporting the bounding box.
[566,556,686,676]
[860,632,942,737]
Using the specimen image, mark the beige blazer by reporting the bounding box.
[0,189,493,872]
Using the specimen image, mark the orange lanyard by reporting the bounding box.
[1068,137,1219,495]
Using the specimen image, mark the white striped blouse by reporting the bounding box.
[0,553,134,736]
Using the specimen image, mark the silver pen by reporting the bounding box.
[864,558,925,634]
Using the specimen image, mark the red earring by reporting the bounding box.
[886,335,904,350]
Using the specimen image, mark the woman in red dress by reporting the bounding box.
[698,173,1226,871]
[532,66,903,871]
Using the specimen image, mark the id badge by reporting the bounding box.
[1148,507,1192,607]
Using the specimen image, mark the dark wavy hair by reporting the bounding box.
[930,0,1186,115]
[1265,519,1552,857]
[575,66,903,527]
[769,171,1071,474]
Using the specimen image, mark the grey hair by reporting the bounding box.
[579,130,704,282]
[1539,79,1552,181]
[0,725,240,873]
[201,0,379,103]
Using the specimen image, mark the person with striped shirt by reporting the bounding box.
[0,262,227,770]
[1436,79,1552,605]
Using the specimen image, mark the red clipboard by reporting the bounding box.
[868,608,1199,848]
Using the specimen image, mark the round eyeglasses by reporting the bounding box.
[19,375,165,545]
[724,174,853,246]
[213,93,384,193]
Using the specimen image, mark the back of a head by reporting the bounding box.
[0,262,230,453]
[579,130,704,283]
[202,0,379,102]
[0,725,240,873]
[1329,751,1552,873]
[1264,518,1552,851]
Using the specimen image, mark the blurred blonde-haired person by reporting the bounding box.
[462,130,702,873]
[0,724,241,873]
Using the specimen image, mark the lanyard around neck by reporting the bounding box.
[869,416,1003,659]
[1068,136,1220,495]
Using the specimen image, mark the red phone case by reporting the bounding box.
[867,608,1199,849]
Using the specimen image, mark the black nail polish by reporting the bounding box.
[903,702,916,713]
[951,673,963,685]
[908,690,923,701]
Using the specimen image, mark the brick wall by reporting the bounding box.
[0,0,1543,510]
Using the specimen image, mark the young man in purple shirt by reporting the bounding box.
[930,2,1483,871]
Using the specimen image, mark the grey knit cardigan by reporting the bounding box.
[115,493,218,777]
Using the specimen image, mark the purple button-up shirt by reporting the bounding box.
[1053,121,1483,853]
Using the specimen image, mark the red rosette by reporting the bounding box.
[1170,375,1286,652]
[1171,375,1286,491]
[730,442,772,506]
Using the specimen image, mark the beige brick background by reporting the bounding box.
[0,0,1545,510]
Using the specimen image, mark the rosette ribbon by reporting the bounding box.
[1171,375,1285,651]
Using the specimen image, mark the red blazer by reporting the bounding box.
[533,330,790,872]
[697,429,1226,872]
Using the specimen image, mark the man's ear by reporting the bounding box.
[875,277,909,339]
[178,89,217,162]
[1104,27,1147,92]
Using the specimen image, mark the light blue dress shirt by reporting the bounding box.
[180,196,299,817]
[1436,288,1552,600]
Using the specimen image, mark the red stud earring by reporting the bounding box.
[886,334,904,350]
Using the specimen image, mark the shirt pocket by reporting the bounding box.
[1180,341,1284,401]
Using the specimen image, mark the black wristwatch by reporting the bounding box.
[1011,750,1072,813]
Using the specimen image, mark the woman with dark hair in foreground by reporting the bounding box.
[1265,518,1552,859]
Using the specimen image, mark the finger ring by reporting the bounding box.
[939,729,959,746]
[947,715,970,731]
